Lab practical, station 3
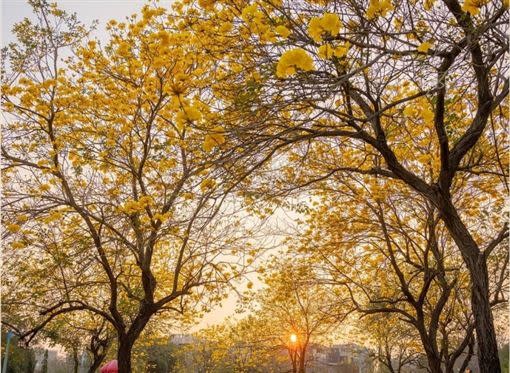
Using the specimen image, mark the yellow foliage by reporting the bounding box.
[417,41,432,53]
[366,0,394,19]
[461,0,487,15]
[334,42,350,57]
[275,25,291,38]
[307,13,341,42]
[200,178,216,192]
[203,126,226,152]
[276,48,315,78]
[318,44,334,59]
[6,223,21,233]
[424,0,436,10]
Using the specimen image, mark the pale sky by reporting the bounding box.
[2,0,172,45]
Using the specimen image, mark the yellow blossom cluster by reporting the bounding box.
[276,48,315,78]
[308,13,341,43]
[119,196,154,214]
[366,0,394,19]
[241,4,276,42]
[203,126,226,152]
[461,0,488,15]
[317,42,350,59]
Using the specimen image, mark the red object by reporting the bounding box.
[100,360,118,373]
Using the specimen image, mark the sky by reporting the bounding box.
[1,0,246,332]
[2,0,170,45]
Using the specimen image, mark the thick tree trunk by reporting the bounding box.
[438,197,501,373]
[117,336,136,373]
[424,353,442,373]
[469,259,500,373]
[415,317,442,373]
[116,310,154,373]
[417,329,442,373]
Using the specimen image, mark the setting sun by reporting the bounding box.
[2,0,507,372]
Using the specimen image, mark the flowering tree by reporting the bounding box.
[2,2,253,370]
[182,0,509,371]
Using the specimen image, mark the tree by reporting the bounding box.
[359,314,422,373]
[2,2,253,371]
[1,330,37,373]
[182,1,509,371]
[180,317,285,372]
[247,259,350,373]
[290,174,507,372]
[42,349,49,373]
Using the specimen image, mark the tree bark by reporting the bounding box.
[438,196,501,373]
[297,346,306,373]
[424,351,442,373]
[88,353,106,373]
[72,347,80,373]
[116,310,154,373]
[117,335,136,373]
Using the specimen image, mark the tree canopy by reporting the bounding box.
[1,0,508,372]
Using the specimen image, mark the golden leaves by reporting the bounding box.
[461,0,488,15]
[307,13,341,42]
[423,0,436,10]
[200,178,216,192]
[318,42,351,59]
[366,0,394,19]
[318,44,334,59]
[276,48,315,78]
[203,126,226,152]
[6,224,21,233]
[417,41,433,53]
[275,25,291,38]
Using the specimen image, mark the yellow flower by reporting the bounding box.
[318,44,334,59]
[6,224,21,233]
[276,48,315,78]
[117,41,131,57]
[424,0,436,10]
[334,42,350,58]
[417,41,432,53]
[308,17,323,42]
[275,25,291,38]
[321,13,341,36]
[461,0,487,15]
[366,0,394,19]
[40,184,51,192]
[307,13,341,42]
[203,126,226,152]
[200,178,216,192]
[11,241,26,249]
[421,107,434,124]
[198,0,216,8]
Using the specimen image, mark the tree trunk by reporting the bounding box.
[291,351,297,373]
[72,347,79,373]
[424,353,442,373]
[469,259,500,373]
[88,353,106,373]
[297,346,306,373]
[117,336,136,373]
[116,310,154,373]
[417,328,442,373]
[438,197,501,373]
